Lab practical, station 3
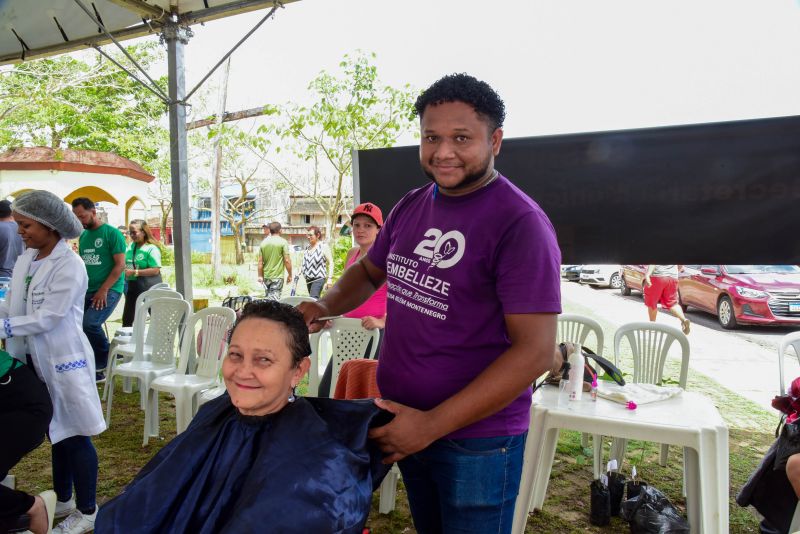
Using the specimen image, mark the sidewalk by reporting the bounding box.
[560,280,800,411]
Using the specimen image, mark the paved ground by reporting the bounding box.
[561,280,800,410]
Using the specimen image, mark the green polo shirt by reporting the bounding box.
[259,235,290,279]
[78,224,126,294]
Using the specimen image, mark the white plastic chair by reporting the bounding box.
[105,297,191,440]
[557,314,605,356]
[280,295,316,306]
[327,318,381,398]
[779,331,800,396]
[111,288,182,342]
[607,322,690,470]
[777,332,800,530]
[104,288,182,400]
[280,296,324,395]
[145,306,236,443]
[557,314,605,450]
[197,384,226,407]
[150,282,170,290]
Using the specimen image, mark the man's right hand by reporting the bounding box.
[297,300,332,333]
[643,275,652,288]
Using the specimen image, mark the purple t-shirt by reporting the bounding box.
[368,174,562,439]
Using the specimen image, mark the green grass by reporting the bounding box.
[9,294,775,533]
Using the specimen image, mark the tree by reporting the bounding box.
[197,126,278,265]
[0,42,167,171]
[248,51,417,247]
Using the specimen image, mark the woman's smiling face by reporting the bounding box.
[13,212,58,250]
[222,317,309,416]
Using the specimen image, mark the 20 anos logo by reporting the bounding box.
[413,228,465,269]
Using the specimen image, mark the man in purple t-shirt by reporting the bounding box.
[299,73,561,533]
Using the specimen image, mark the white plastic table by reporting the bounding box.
[511,386,729,534]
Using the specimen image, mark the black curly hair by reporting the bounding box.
[228,300,311,367]
[414,73,506,131]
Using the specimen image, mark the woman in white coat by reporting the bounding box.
[0,190,106,534]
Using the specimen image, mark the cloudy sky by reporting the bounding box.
[175,0,800,143]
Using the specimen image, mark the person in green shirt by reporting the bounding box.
[258,222,292,300]
[121,219,162,327]
[71,198,126,382]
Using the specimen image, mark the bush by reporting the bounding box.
[159,244,174,266]
[191,251,211,264]
[332,236,353,280]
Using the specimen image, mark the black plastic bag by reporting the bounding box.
[589,479,611,526]
[608,472,627,516]
[626,480,648,500]
[621,485,690,534]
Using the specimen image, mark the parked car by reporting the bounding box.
[580,265,623,289]
[678,265,800,329]
[562,265,583,282]
[620,264,647,296]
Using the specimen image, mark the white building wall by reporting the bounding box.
[0,169,151,227]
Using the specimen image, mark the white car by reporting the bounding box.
[580,265,623,289]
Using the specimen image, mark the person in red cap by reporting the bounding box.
[316,203,387,397]
[343,203,386,330]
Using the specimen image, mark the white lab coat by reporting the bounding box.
[0,240,106,444]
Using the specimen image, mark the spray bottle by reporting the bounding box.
[567,343,585,401]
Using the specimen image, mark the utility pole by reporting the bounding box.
[211,58,231,280]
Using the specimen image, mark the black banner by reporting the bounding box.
[355,115,800,264]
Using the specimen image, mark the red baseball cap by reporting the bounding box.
[351,202,383,227]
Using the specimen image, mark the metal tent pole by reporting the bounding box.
[164,21,193,302]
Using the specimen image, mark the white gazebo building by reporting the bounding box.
[0,147,154,227]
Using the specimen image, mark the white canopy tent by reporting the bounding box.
[0,0,298,299]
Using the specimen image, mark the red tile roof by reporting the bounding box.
[0,147,155,183]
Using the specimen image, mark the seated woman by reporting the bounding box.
[737,376,800,534]
[96,300,391,534]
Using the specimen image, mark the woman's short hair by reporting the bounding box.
[129,219,159,245]
[308,226,323,239]
[228,300,311,367]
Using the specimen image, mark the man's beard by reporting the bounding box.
[421,154,492,192]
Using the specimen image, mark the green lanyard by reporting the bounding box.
[0,349,22,378]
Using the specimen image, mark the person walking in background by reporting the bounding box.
[300,226,333,299]
[1,191,106,534]
[121,219,163,327]
[298,73,561,534]
[117,225,130,245]
[71,198,126,383]
[0,199,24,277]
[643,265,691,334]
[257,222,292,300]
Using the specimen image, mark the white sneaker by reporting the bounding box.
[52,507,96,534]
[54,497,75,519]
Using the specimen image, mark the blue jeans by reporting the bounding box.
[83,290,121,371]
[52,435,98,512]
[398,433,526,534]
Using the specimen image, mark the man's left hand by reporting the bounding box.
[368,398,439,463]
[91,289,109,310]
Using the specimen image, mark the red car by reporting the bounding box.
[678,265,800,329]
[620,264,647,296]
